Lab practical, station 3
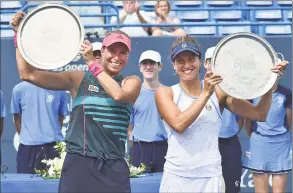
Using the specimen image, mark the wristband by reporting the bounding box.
[89,62,104,77]
[14,34,18,48]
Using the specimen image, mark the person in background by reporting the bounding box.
[111,0,152,37]
[204,46,244,193]
[243,58,292,193]
[154,35,287,192]
[152,0,186,37]
[128,50,167,172]
[11,82,69,174]
[92,41,102,63]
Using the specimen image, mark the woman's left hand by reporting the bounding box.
[271,60,289,76]
[80,40,95,66]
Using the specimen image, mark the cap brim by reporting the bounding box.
[171,48,201,60]
[93,48,101,51]
[104,39,131,51]
[139,58,160,63]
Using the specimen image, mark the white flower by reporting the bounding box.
[60,152,67,160]
[36,142,145,179]
[48,166,54,176]
[53,158,63,171]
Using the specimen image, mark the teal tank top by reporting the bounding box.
[65,71,132,159]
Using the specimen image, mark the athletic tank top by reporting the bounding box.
[163,83,222,178]
[65,71,132,159]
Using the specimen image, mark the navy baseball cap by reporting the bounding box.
[171,42,201,61]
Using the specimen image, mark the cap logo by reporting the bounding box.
[182,43,187,48]
[116,35,124,39]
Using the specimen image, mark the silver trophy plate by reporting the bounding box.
[211,32,279,100]
[17,3,84,70]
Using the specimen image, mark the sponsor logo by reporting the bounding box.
[47,95,54,103]
[205,104,212,111]
[88,85,99,93]
[116,35,124,39]
[51,64,89,72]
[246,151,251,157]
[277,96,284,104]
[235,180,239,188]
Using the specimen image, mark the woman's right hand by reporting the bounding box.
[10,11,26,32]
[158,13,167,21]
[203,71,223,96]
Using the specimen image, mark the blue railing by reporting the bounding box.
[143,7,292,11]
[0,2,291,36]
[21,2,119,19]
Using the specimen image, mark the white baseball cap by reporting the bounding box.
[139,50,161,64]
[92,42,102,51]
[204,46,216,60]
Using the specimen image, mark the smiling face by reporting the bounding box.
[171,35,202,81]
[156,0,170,16]
[101,42,130,76]
[139,59,162,80]
[173,51,201,81]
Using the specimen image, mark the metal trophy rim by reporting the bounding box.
[211,32,278,100]
[17,3,85,70]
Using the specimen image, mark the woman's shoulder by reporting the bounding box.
[156,85,173,96]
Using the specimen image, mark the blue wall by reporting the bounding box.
[1,36,292,192]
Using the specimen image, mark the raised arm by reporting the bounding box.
[218,60,288,121]
[224,90,272,122]
[155,72,222,133]
[16,49,82,92]
[97,74,141,104]
[11,12,83,95]
[81,40,141,104]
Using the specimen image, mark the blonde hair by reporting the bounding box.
[154,0,171,17]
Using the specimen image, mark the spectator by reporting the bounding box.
[128,50,167,172]
[243,71,292,193]
[11,82,69,174]
[111,0,152,37]
[152,0,186,37]
[92,41,102,63]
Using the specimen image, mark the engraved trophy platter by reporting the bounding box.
[211,32,282,100]
[17,3,84,70]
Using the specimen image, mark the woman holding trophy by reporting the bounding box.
[155,35,288,192]
[10,10,141,193]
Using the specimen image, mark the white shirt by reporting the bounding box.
[111,10,152,37]
[163,83,222,178]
